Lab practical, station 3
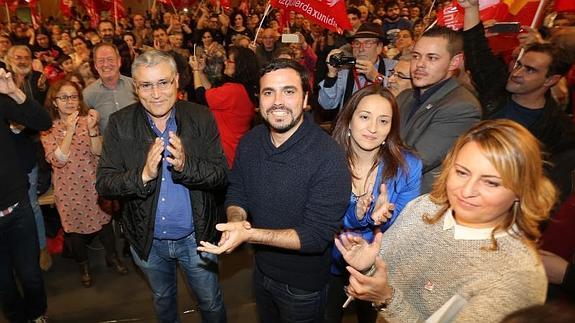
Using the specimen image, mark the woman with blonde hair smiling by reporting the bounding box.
[336,119,556,323]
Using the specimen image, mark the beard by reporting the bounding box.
[263,104,304,134]
[11,64,31,76]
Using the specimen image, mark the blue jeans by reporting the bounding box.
[27,165,46,249]
[0,200,47,322]
[253,266,328,323]
[131,233,226,323]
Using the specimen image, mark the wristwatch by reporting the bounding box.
[371,286,395,312]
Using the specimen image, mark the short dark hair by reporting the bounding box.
[524,42,572,77]
[421,26,463,58]
[384,1,400,11]
[98,20,114,30]
[347,7,361,18]
[260,59,310,94]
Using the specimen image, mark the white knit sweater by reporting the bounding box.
[378,195,547,323]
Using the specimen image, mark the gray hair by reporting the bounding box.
[131,49,177,77]
[7,45,32,58]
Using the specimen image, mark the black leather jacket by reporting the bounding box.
[96,100,228,260]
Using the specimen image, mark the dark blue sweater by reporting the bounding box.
[226,114,351,291]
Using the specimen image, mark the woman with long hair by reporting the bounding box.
[41,80,128,288]
[190,46,259,167]
[326,85,422,323]
[336,120,556,322]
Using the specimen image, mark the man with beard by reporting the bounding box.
[152,26,191,94]
[5,45,52,271]
[460,0,575,204]
[98,20,133,76]
[318,23,396,111]
[381,1,412,45]
[396,26,481,193]
[83,43,137,134]
[198,59,350,322]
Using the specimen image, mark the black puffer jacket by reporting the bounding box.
[96,100,228,260]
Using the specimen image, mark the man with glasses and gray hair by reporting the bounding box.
[96,50,228,323]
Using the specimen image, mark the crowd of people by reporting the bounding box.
[1,0,575,322]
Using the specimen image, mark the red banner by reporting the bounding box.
[270,0,351,33]
[60,0,73,18]
[437,0,540,31]
[0,0,20,12]
[555,0,575,12]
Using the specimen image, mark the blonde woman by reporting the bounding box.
[336,120,556,323]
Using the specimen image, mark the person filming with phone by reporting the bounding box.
[318,23,396,112]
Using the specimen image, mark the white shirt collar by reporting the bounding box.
[442,209,511,240]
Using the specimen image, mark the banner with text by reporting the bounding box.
[271,0,351,33]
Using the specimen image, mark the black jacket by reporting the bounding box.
[464,22,575,202]
[96,100,228,260]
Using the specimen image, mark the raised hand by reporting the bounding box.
[189,55,205,71]
[355,59,378,82]
[87,109,100,131]
[66,110,80,133]
[166,131,185,172]
[371,183,395,225]
[335,231,383,272]
[0,68,18,95]
[326,48,343,77]
[456,0,479,8]
[142,138,164,184]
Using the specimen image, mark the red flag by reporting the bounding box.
[0,0,20,12]
[238,0,249,16]
[270,0,351,33]
[555,0,575,12]
[80,0,100,28]
[60,0,73,18]
[437,0,540,31]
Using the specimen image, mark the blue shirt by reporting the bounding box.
[147,110,194,240]
[331,152,422,275]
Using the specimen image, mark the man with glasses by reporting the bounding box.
[83,43,137,134]
[98,20,133,76]
[318,23,396,111]
[96,50,228,323]
[388,54,412,96]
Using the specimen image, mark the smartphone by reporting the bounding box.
[281,33,299,43]
[487,22,521,34]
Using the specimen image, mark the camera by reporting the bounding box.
[329,52,356,67]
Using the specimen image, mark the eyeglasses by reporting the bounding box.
[351,40,379,49]
[56,94,80,101]
[136,77,176,92]
[390,70,411,80]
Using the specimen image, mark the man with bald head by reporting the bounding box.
[255,28,279,67]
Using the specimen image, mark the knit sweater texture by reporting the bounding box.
[226,114,351,291]
[379,195,547,323]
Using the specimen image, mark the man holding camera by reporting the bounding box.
[318,23,396,111]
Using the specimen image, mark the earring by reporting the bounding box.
[511,200,519,226]
[347,129,351,137]
[381,141,386,146]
